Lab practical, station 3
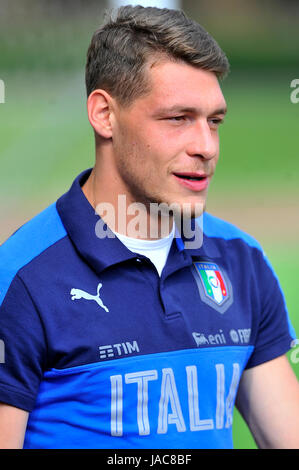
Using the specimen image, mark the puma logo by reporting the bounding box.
[70,283,109,312]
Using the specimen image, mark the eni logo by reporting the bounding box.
[70,282,109,312]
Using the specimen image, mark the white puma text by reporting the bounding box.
[70,282,109,312]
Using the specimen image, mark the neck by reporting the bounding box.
[82,160,173,240]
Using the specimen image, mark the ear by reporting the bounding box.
[87,89,115,139]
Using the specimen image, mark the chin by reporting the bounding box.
[174,196,207,217]
[158,200,206,221]
[146,192,207,219]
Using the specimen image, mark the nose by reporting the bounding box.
[186,120,218,160]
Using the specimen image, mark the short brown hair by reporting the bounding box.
[85,5,229,106]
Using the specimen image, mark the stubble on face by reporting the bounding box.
[107,60,225,236]
[113,110,209,214]
[115,152,207,243]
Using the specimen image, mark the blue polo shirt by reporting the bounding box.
[0,169,295,449]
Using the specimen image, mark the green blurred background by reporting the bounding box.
[0,0,298,449]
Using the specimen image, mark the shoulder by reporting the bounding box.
[202,212,263,252]
[0,203,67,304]
[201,212,287,303]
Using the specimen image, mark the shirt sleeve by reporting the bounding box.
[245,250,296,369]
[0,274,47,411]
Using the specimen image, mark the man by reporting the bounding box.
[0,5,298,449]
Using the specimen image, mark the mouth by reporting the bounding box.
[173,172,210,191]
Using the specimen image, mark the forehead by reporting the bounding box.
[140,59,226,113]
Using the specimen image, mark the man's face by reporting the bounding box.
[110,60,227,217]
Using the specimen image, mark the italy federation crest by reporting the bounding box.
[192,261,233,314]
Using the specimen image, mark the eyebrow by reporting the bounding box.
[154,105,228,116]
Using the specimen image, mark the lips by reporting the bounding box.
[173,172,210,191]
[173,172,207,180]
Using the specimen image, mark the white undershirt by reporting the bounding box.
[113,224,175,276]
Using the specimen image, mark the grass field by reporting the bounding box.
[0,68,298,449]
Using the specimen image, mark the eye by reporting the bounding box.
[209,117,224,128]
[167,115,187,123]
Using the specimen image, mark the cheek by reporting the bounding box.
[214,138,221,161]
[115,121,174,173]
